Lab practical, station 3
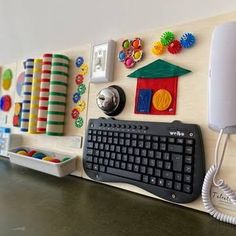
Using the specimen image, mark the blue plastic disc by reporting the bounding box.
[73,92,81,103]
[118,51,126,62]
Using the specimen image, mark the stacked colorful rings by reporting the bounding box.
[28,59,43,134]
[37,54,53,133]
[46,54,70,136]
[20,59,34,132]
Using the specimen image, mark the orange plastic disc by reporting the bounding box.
[152,89,172,111]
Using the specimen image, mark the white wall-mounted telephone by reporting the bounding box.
[202,21,236,225]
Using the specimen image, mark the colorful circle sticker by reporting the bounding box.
[76,100,86,112]
[75,74,84,85]
[0,95,12,111]
[152,89,172,111]
[16,71,25,97]
[77,84,86,95]
[2,69,13,90]
[71,108,80,119]
[14,103,21,115]
[73,92,81,103]
[75,56,84,68]
[75,117,83,128]
[79,64,88,76]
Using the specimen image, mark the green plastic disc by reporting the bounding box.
[2,69,13,90]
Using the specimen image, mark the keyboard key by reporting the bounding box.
[163,171,173,180]
[107,167,141,181]
[174,182,182,191]
[93,157,98,163]
[87,149,93,155]
[117,153,122,161]
[152,142,159,150]
[147,167,153,175]
[133,165,139,172]
[86,162,92,169]
[160,137,167,142]
[156,160,163,168]
[93,164,99,171]
[168,137,175,143]
[140,166,146,174]
[100,150,105,157]
[172,154,183,172]
[155,151,162,159]
[128,147,133,155]
[121,162,126,169]
[184,165,192,174]
[168,144,183,153]
[166,180,173,189]
[175,173,182,181]
[150,177,156,185]
[157,178,165,187]
[153,136,159,142]
[99,165,106,172]
[142,175,149,183]
[185,146,193,155]
[154,169,161,177]
[163,153,170,161]
[184,174,192,183]
[183,184,192,193]
[148,150,154,158]
[122,155,128,162]
[141,149,147,157]
[160,143,167,151]
[127,163,133,171]
[176,138,184,144]
[134,148,140,156]
[129,155,134,163]
[164,162,172,170]
[185,156,193,164]
[149,159,155,167]
[186,139,194,145]
[138,141,144,148]
[135,156,141,164]
[115,161,120,168]
[87,142,94,148]
[109,160,114,167]
[85,155,93,162]
[142,158,148,165]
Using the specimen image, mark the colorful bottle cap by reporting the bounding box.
[73,92,81,103]
[118,50,126,62]
[77,84,86,95]
[50,159,61,163]
[71,108,80,119]
[75,117,83,128]
[124,57,135,68]
[132,38,142,49]
[16,150,28,156]
[76,100,86,112]
[42,156,54,161]
[122,39,131,49]
[75,56,84,68]
[78,64,88,76]
[75,74,84,85]
[62,157,71,162]
[132,49,143,62]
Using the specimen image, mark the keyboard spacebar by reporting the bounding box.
[106,167,141,181]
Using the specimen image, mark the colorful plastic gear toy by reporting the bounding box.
[180,33,196,48]
[71,108,80,119]
[168,40,182,54]
[160,31,175,46]
[152,41,165,55]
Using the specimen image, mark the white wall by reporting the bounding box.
[0,0,236,64]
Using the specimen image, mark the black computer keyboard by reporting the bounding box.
[83,118,205,203]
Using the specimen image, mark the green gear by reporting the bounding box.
[160,31,175,46]
[77,84,86,95]
[75,116,83,128]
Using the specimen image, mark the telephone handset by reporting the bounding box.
[202,22,236,225]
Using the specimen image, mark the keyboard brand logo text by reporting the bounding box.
[169,130,185,136]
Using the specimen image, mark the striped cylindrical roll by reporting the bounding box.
[46,54,70,136]
[28,59,43,134]
[20,59,34,132]
[37,54,53,133]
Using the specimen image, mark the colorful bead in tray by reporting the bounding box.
[15,149,71,163]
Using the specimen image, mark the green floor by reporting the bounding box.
[0,157,235,236]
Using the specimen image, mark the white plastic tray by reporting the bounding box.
[8,146,77,177]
